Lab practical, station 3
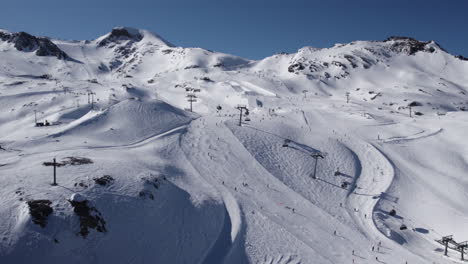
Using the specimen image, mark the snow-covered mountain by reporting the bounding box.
[0,27,467,264]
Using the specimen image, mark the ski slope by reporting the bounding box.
[0,27,468,264]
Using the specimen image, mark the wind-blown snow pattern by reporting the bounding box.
[0,27,468,264]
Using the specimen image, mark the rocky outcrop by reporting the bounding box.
[98,27,143,47]
[69,194,106,238]
[0,31,71,60]
[27,200,53,228]
[384,36,438,55]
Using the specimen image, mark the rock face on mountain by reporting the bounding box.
[383,36,439,55]
[0,31,71,60]
[97,27,144,47]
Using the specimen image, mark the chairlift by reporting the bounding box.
[400,224,407,230]
[282,139,291,147]
[245,110,249,116]
[245,117,251,122]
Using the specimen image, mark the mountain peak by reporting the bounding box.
[383,36,442,55]
[96,27,173,47]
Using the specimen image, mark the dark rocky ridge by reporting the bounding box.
[384,36,439,55]
[0,31,71,60]
[98,28,143,47]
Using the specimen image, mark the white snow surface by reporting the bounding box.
[0,28,468,264]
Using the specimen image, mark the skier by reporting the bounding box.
[372,246,374,251]
[352,250,354,255]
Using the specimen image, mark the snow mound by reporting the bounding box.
[51,99,194,145]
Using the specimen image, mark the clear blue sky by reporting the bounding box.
[1,0,467,59]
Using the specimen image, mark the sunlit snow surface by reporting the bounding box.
[0,28,467,264]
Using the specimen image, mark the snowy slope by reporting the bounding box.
[1,27,468,264]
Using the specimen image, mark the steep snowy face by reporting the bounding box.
[0,30,70,60]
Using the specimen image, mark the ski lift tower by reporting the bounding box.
[311,152,327,179]
[185,87,200,112]
[236,105,249,126]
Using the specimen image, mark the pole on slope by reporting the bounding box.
[239,108,243,126]
[186,94,197,112]
[236,105,248,127]
[459,242,467,260]
[346,92,350,104]
[52,158,57,186]
[185,87,200,112]
[34,110,37,124]
[90,92,96,110]
[311,152,326,179]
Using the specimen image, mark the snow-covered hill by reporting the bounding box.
[0,27,467,264]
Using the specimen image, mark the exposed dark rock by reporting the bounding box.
[69,198,106,238]
[27,200,53,228]
[200,76,214,82]
[344,55,358,68]
[288,62,305,73]
[0,31,71,60]
[184,65,200,70]
[139,174,166,200]
[63,157,93,166]
[43,156,93,167]
[408,101,423,107]
[455,55,468,61]
[139,190,154,200]
[384,36,438,55]
[93,175,114,186]
[98,28,143,47]
[331,61,347,69]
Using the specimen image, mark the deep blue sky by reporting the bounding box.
[1,0,467,59]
